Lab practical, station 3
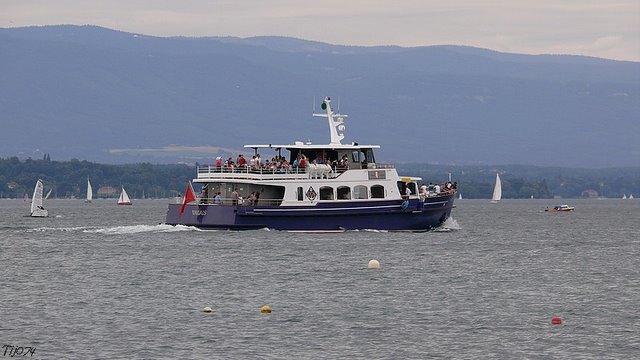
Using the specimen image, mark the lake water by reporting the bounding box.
[1,198,639,359]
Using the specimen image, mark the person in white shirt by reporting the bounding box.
[419,183,428,198]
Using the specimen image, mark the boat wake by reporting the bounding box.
[84,224,200,235]
[358,229,389,233]
[25,224,200,234]
[437,217,461,231]
[27,226,88,233]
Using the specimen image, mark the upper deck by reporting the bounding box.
[197,97,401,182]
[195,163,396,182]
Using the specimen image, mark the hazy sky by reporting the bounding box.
[2,0,639,61]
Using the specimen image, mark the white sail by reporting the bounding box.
[118,186,132,205]
[622,194,627,199]
[30,179,49,217]
[491,173,502,203]
[458,193,462,200]
[86,178,93,202]
[45,189,52,200]
[629,194,634,199]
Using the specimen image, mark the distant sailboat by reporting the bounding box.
[622,194,627,199]
[30,179,49,217]
[491,173,502,203]
[458,193,462,200]
[86,177,93,203]
[45,188,52,200]
[118,186,132,205]
[629,194,634,199]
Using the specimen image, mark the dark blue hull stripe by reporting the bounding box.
[165,196,455,231]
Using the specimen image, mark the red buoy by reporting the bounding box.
[551,316,562,325]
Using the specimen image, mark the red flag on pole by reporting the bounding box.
[179,181,196,216]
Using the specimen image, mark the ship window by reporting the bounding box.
[319,186,334,200]
[297,187,303,201]
[337,186,351,200]
[371,185,385,199]
[353,185,368,199]
[351,150,366,163]
[351,151,360,162]
[365,149,375,163]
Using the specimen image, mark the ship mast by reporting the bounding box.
[313,96,348,145]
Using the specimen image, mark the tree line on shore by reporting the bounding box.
[1,157,639,199]
[397,163,640,199]
[0,157,192,199]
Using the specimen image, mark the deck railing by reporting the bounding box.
[177,196,283,207]
[196,163,395,180]
[373,163,395,169]
[197,165,308,180]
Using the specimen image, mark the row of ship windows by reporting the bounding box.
[296,185,385,201]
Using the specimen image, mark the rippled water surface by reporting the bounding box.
[1,198,639,359]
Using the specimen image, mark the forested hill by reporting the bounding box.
[1,157,638,199]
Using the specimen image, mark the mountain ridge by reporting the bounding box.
[1,25,638,167]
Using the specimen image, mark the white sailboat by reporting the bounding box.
[86,177,93,203]
[30,179,49,217]
[629,194,634,199]
[622,194,627,199]
[458,193,462,200]
[118,186,132,205]
[45,188,52,200]
[491,173,502,203]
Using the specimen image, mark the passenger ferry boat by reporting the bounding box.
[165,97,456,231]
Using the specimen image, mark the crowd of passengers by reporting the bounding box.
[416,181,457,198]
[213,153,351,173]
[199,188,261,206]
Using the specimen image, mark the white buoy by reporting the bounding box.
[367,259,380,269]
[202,306,213,313]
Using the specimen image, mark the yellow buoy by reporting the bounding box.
[202,306,213,313]
[261,305,272,313]
[368,259,380,269]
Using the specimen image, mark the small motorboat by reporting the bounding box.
[545,204,575,212]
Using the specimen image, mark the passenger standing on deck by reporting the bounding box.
[237,154,247,167]
[419,183,428,198]
[339,155,348,167]
[225,157,234,172]
[231,188,239,206]
[247,192,256,206]
[214,192,222,205]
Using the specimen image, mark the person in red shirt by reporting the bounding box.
[237,154,247,166]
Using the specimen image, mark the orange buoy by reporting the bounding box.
[551,316,562,325]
